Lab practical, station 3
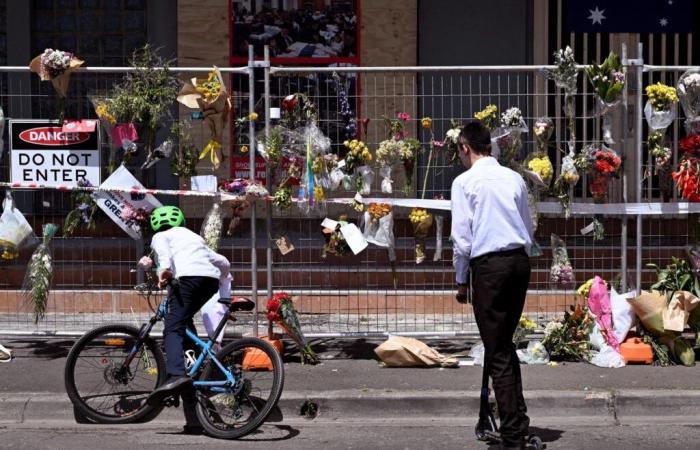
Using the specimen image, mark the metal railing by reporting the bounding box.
[0,43,698,337]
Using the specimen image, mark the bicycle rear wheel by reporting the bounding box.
[195,337,284,439]
[64,324,166,423]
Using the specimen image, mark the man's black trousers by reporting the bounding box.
[471,248,531,446]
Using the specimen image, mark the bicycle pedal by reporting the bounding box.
[163,395,180,408]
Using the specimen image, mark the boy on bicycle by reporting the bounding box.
[145,205,232,431]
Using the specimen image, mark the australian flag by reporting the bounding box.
[566,0,693,33]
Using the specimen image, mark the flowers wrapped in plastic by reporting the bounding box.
[549,234,574,286]
[23,223,59,323]
[376,139,406,194]
[493,107,528,168]
[200,202,223,251]
[553,152,580,218]
[342,139,373,195]
[582,145,621,202]
[0,192,35,261]
[586,52,625,145]
[266,292,318,364]
[645,82,679,131]
[409,208,433,264]
[677,69,700,134]
[474,104,498,130]
[177,68,231,170]
[546,47,578,153]
[322,216,352,257]
[30,48,83,98]
[363,203,395,253]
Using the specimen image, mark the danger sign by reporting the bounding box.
[10,119,101,187]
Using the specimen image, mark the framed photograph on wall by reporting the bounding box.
[229,0,360,65]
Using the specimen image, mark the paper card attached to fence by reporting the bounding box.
[93,166,162,239]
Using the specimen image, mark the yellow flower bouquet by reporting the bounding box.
[409,207,433,264]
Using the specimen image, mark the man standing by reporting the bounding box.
[450,121,534,450]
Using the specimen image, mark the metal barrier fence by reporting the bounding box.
[0,43,698,337]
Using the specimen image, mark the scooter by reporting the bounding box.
[474,365,544,449]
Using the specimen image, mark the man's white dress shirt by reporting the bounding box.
[450,157,533,284]
[151,226,230,281]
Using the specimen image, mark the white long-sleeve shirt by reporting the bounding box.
[450,157,533,284]
[151,226,230,281]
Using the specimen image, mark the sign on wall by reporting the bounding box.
[9,119,101,187]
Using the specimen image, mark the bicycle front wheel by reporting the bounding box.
[195,337,285,439]
[64,324,166,423]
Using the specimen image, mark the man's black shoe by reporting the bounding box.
[182,425,204,435]
[146,376,192,407]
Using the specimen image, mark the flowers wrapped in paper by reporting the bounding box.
[30,48,83,98]
[0,192,35,261]
[549,234,574,286]
[677,69,700,134]
[177,67,231,170]
[23,223,59,323]
[266,292,318,365]
[409,208,433,264]
[586,52,625,145]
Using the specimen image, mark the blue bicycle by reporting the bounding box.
[64,280,284,439]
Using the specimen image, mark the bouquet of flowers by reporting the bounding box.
[200,202,223,251]
[322,216,352,257]
[177,68,231,170]
[379,113,421,193]
[645,82,679,131]
[677,69,700,134]
[257,126,284,171]
[526,117,555,187]
[23,223,59,323]
[0,192,34,261]
[546,46,578,153]
[493,107,528,168]
[553,152,580,218]
[281,93,318,130]
[585,146,621,201]
[474,104,498,130]
[376,139,405,193]
[541,304,595,361]
[444,121,463,162]
[409,208,433,264]
[266,292,318,364]
[586,52,625,145]
[672,135,700,201]
[550,234,575,285]
[30,48,83,98]
[363,203,395,250]
[120,206,152,236]
[647,130,674,200]
[342,139,373,195]
[63,179,99,237]
[170,122,199,178]
[513,314,538,348]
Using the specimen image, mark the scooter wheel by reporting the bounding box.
[474,421,494,441]
[527,435,545,450]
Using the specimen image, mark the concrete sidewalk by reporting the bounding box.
[1,338,700,427]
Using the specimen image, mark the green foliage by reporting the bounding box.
[169,122,199,178]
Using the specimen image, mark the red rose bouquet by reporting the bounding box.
[266,292,318,364]
[586,147,621,201]
[673,133,700,202]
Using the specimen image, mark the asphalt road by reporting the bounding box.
[1,420,699,450]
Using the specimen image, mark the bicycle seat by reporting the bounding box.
[218,297,256,312]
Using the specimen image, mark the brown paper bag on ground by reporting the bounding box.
[374,335,458,368]
[628,290,667,336]
[663,291,700,332]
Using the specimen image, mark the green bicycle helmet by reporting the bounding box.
[150,205,185,232]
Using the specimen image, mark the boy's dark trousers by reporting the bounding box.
[470,247,531,447]
[164,276,219,377]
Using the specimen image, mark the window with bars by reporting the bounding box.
[30,0,148,119]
